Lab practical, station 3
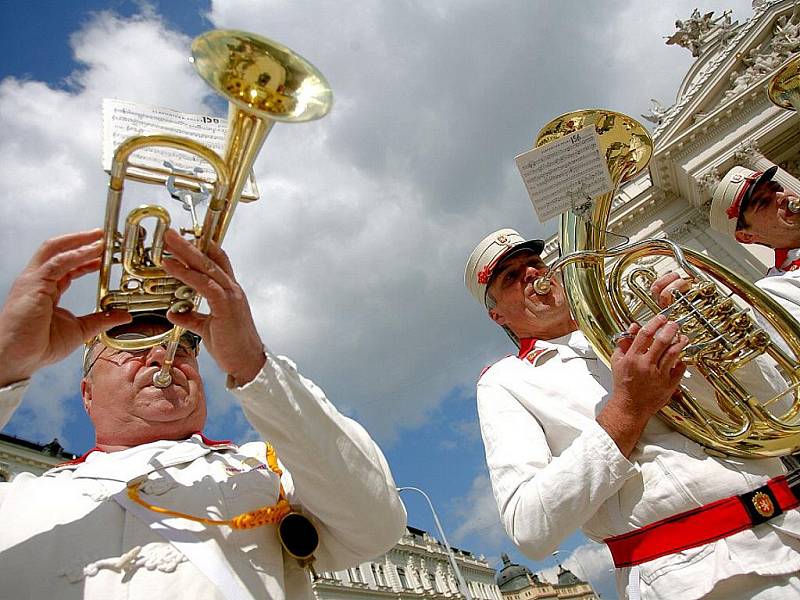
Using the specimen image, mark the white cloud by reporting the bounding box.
[450,472,506,547]
[562,541,618,600]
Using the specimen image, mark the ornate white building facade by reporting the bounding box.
[313,526,501,600]
[542,0,800,280]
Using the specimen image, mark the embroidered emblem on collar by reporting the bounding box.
[225,464,268,476]
[522,348,548,364]
[752,491,775,518]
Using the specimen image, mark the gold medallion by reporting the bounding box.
[752,491,775,518]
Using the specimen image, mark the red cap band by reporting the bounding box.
[725,171,763,220]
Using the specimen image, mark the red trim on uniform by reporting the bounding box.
[775,248,790,269]
[604,475,800,568]
[56,433,232,467]
[195,432,233,447]
[726,171,762,220]
[771,249,800,272]
[58,447,102,466]
[517,338,538,358]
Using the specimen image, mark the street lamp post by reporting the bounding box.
[397,486,474,600]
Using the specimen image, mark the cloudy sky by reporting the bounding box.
[0,0,755,596]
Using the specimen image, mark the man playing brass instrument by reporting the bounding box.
[466,229,800,600]
[710,165,800,324]
[0,228,406,600]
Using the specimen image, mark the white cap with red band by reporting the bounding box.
[464,229,544,309]
[710,165,778,241]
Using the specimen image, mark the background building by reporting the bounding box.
[313,526,501,600]
[0,432,76,481]
[495,554,598,600]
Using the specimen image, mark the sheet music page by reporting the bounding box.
[101,98,258,200]
[514,125,612,223]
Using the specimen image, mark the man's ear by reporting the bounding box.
[489,309,507,326]
[80,378,92,415]
[735,229,755,244]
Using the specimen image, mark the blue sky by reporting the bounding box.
[0,1,755,597]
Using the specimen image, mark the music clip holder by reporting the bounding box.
[566,186,594,220]
[164,161,210,237]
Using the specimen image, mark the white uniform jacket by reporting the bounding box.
[758,248,800,324]
[477,332,800,600]
[0,351,407,600]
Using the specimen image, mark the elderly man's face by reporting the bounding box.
[80,320,206,448]
[486,251,574,339]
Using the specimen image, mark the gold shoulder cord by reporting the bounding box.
[127,442,291,529]
[127,442,320,573]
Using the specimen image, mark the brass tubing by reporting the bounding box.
[97,30,333,387]
[152,327,184,388]
[532,108,800,456]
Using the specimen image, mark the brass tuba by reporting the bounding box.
[768,53,800,112]
[532,109,800,458]
[768,53,800,214]
[97,30,332,387]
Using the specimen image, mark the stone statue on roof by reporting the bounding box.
[666,9,715,57]
[641,98,669,124]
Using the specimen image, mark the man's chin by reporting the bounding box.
[134,388,200,420]
[136,405,203,428]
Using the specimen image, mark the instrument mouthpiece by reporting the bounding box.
[152,370,172,388]
[533,277,552,295]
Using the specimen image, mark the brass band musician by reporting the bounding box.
[0,228,406,600]
[466,228,800,600]
[710,165,800,324]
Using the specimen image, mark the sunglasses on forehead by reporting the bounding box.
[82,330,202,376]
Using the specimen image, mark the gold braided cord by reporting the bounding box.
[127,442,292,530]
[265,441,282,475]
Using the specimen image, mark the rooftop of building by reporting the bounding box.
[0,432,76,460]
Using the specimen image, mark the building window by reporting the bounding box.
[397,567,410,589]
[429,570,441,593]
[371,563,388,587]
[348,566,363,584]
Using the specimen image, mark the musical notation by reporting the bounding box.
[514,125,612,223]
[101,98,258,199]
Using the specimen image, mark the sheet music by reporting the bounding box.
[101,98,258,200]
[515,125,612,222]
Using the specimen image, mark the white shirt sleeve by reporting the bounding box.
[478,376,638,560]
[230,351,407,571]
